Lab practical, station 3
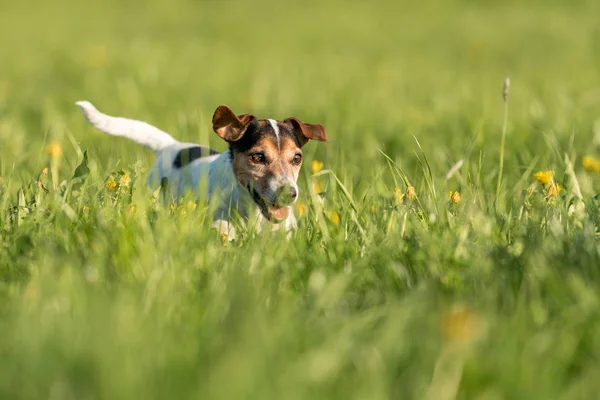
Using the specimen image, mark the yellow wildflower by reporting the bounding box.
[220,232,228,241]
[105,180,117,192]
[297,201,307,217]
[326,210,340,225]
[582,156,600,172]
[312,160,324,174]
[46,141,62,158]
[534,170,554,185]
[128,205,136,215]
[547,183,562,197]
[313,182,322,194]
[393,187,405,204]
[406,185,416,201]
[442,307,483,343]
[449,191,461,204]
[119,173,131,187]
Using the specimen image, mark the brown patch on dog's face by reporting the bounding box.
[211,105,327,223]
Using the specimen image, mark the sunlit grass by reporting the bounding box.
[1,0,600,399]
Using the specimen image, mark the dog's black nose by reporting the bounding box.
[276,186,298,204]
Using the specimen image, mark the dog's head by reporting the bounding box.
[212,105,328,223]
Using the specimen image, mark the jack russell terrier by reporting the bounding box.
[75,101,328,239]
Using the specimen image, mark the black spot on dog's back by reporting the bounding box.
[173,146,219,168]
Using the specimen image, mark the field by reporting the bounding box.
[2,0,600,398]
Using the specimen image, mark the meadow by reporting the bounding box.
[2,0,600,398]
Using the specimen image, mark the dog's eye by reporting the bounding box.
[250,153,266,164]
[292,154,302,165]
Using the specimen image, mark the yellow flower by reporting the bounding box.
[313,182,322,194]
[393,187,405,204]
[297,201,307,217]
[105,180,117,192]
[119,174,131,187]
[534,170,554,185]
[449,191,461,204]
[46,141,62,158]
[128,205,136,215]
[326,210,340,225]
[442,307,483,343]
[406,185,416,201]
[312,160,324,174]
[582,156,600,172]
[220,232,228,240]
[547,183,562,197]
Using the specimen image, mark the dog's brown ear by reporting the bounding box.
[212,105,256,142]
[285,117,328,147]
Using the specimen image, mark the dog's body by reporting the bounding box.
[76,101,327,239]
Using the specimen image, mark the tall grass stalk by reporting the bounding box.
[495,77,510,204]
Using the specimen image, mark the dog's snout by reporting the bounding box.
[275,185,298,204]
[288,187,298,200]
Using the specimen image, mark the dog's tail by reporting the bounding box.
[75,101,178,153]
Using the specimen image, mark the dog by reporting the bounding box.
[75,101,328,239]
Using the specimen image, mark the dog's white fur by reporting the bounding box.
[75,101,296,240]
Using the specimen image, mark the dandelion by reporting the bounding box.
[442,307,483,343]
[312,160,324,174]
[105,180,117,192]
[406,185,416,201]
[547,183,562,197]
[297,201,307,217]
[449,191,461,204]
[46,141,62,159]
[326,210,340,225]
[582,156,600,172]
[393,187,405,204]
[119,173,131,187]
[534,170,554,185]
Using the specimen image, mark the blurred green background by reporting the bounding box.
[2,0,600,399]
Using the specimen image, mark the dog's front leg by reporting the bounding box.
[212,219,236,241]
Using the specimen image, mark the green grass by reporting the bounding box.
[2,0,600,398]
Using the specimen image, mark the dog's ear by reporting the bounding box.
[212,105,256,142]
[285,117,328,147]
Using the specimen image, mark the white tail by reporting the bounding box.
[75,101,178,153]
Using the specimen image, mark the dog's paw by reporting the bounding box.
[212,219,236,241]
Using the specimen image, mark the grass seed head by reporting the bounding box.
[502,76,510,103]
